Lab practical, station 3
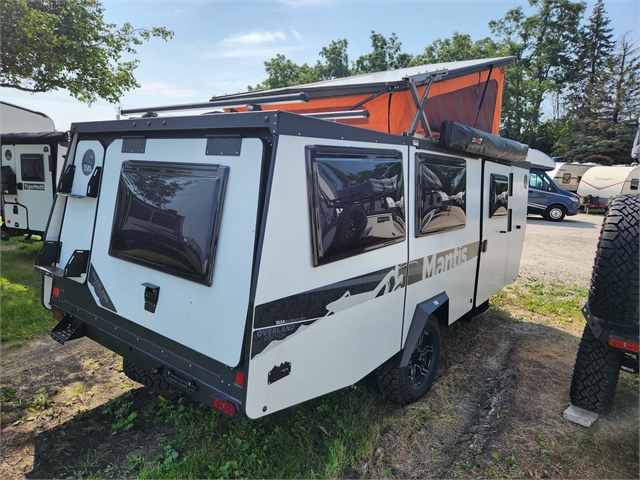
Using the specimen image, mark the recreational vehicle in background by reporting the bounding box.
[36,57,532,419]
[576,165,640,210]
[553,162,597,193]
[526,149,580,221]
[0,103,68,239]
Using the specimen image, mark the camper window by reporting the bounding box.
[562,172,571,184]
[109,161,229,286]
[631,178,639,191]
[415,154,466,237]
[306,146,405,266]
[490,174,509,217]
[20,154,45,182]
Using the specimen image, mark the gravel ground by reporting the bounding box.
[519,212,604,288]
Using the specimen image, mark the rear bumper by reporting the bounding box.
[584,302,639,354]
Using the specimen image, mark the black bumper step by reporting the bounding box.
[51,317,86,345]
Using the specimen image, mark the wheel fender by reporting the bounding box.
[392,292,448,368]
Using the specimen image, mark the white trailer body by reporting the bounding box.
[577,165,640,206]
[1,132,68,236]
[1,102,55,133]
[554,163,597,193]
[36,110,529,419]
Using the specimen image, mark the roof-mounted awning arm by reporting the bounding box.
[406,70,448,139]
[120,92,310,116]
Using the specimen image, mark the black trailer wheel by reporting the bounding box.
[376,315,441,405]
[589,194,640,326]
[569,324,624,414]
[123,359,171,390]
[545,204,566,221]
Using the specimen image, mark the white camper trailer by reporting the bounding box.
[1,101,55,134]
[1,132,68,238]
[36,58,531,419]
[553,162,597,193]
[576,165,640,209]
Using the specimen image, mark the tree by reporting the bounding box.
[490,0,586,146]
[353,32,412,74]
[316,39,351,81]
[0,0,173,104]
[249,54,318,90]
[411,32,503,65]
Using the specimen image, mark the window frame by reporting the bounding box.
[489,173,509,218]
[306,145,405,267]
[20,154,45,182]
[414,153,467,238]
[108,160,229,286]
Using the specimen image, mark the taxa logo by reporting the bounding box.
[81,149,95,176]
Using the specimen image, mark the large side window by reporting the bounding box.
[20,154,45,182]
[529,171,553,191]
[109,161,229,286]
[416,154,466,237]
[490,174,509,217]
[306,145,405,266]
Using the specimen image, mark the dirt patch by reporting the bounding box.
[1,213,638,479]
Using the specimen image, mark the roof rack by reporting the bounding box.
[120,92,310,116]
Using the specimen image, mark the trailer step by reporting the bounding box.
[50,317,86,345]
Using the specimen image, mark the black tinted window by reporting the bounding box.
[307,146,405,266]
[21,154,45,182]
[490,174,509,217]
[109,161,229,285]
[416,155,466,236]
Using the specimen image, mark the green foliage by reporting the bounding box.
[105,392,137,434]
[353,32,412,74]
[1,239,54,343]
[0,0,173,104]
[139,385,385,479]
[412,32,503,65]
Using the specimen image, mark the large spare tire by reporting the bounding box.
[588,194,639,326]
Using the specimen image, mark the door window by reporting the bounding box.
[529,171,554,192]
[490,174,509,217]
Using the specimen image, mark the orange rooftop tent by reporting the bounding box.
[209,56,513,137]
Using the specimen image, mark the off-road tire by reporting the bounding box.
[122,358,171,390]
[376,315,441,405]
[589,194,640,326]
[545,204,566,222]
[569,324,624,414]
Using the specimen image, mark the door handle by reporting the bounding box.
[16,183,23,190]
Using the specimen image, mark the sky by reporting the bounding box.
[1,0,638,131]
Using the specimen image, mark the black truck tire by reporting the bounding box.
[589,194,640,326]
[570,324,623,414]
[123,358,171,390]
[376,315,441,405]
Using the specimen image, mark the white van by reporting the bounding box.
[36,59,531,418]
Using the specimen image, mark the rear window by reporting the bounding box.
[21,154,45,182]
[306,145,405,266]
[109,160,229,285]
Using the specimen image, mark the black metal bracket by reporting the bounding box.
[86,166,102,198]
[160,368,197,392]
[407,71,448,138]
[36,241,62,266]
[142,282,160,313]
[64,250,90,277]
[58,164,76,194]
[584,301,640,343]
[51,316,86,345]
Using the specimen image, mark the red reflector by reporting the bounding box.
[6,219,10,224]
[608,337,640,353]
[52,287,60,297]
[52,309,65,321]
[234,372,245,387]
[212,397,237,417]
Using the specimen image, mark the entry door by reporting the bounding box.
[14,144,54,232]
[476,161,511,305]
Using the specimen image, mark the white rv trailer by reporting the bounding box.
[553,162,597,193]
[1,132,68,238]
[1,101,55,133]
[36,57,531,419]
[576,165,640,209]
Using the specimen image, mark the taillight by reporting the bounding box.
[212,396,237,417]
[234,372,245,388]
[52,309,65,321]
[52,287,60,297]
[608,337,640,353]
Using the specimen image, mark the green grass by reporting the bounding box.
[492,277,589,325]
[1,237,55,343]
[137,385,386,479]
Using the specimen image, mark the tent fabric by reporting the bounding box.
[229,62,508,136]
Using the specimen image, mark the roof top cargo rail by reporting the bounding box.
[37,57,530,419]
